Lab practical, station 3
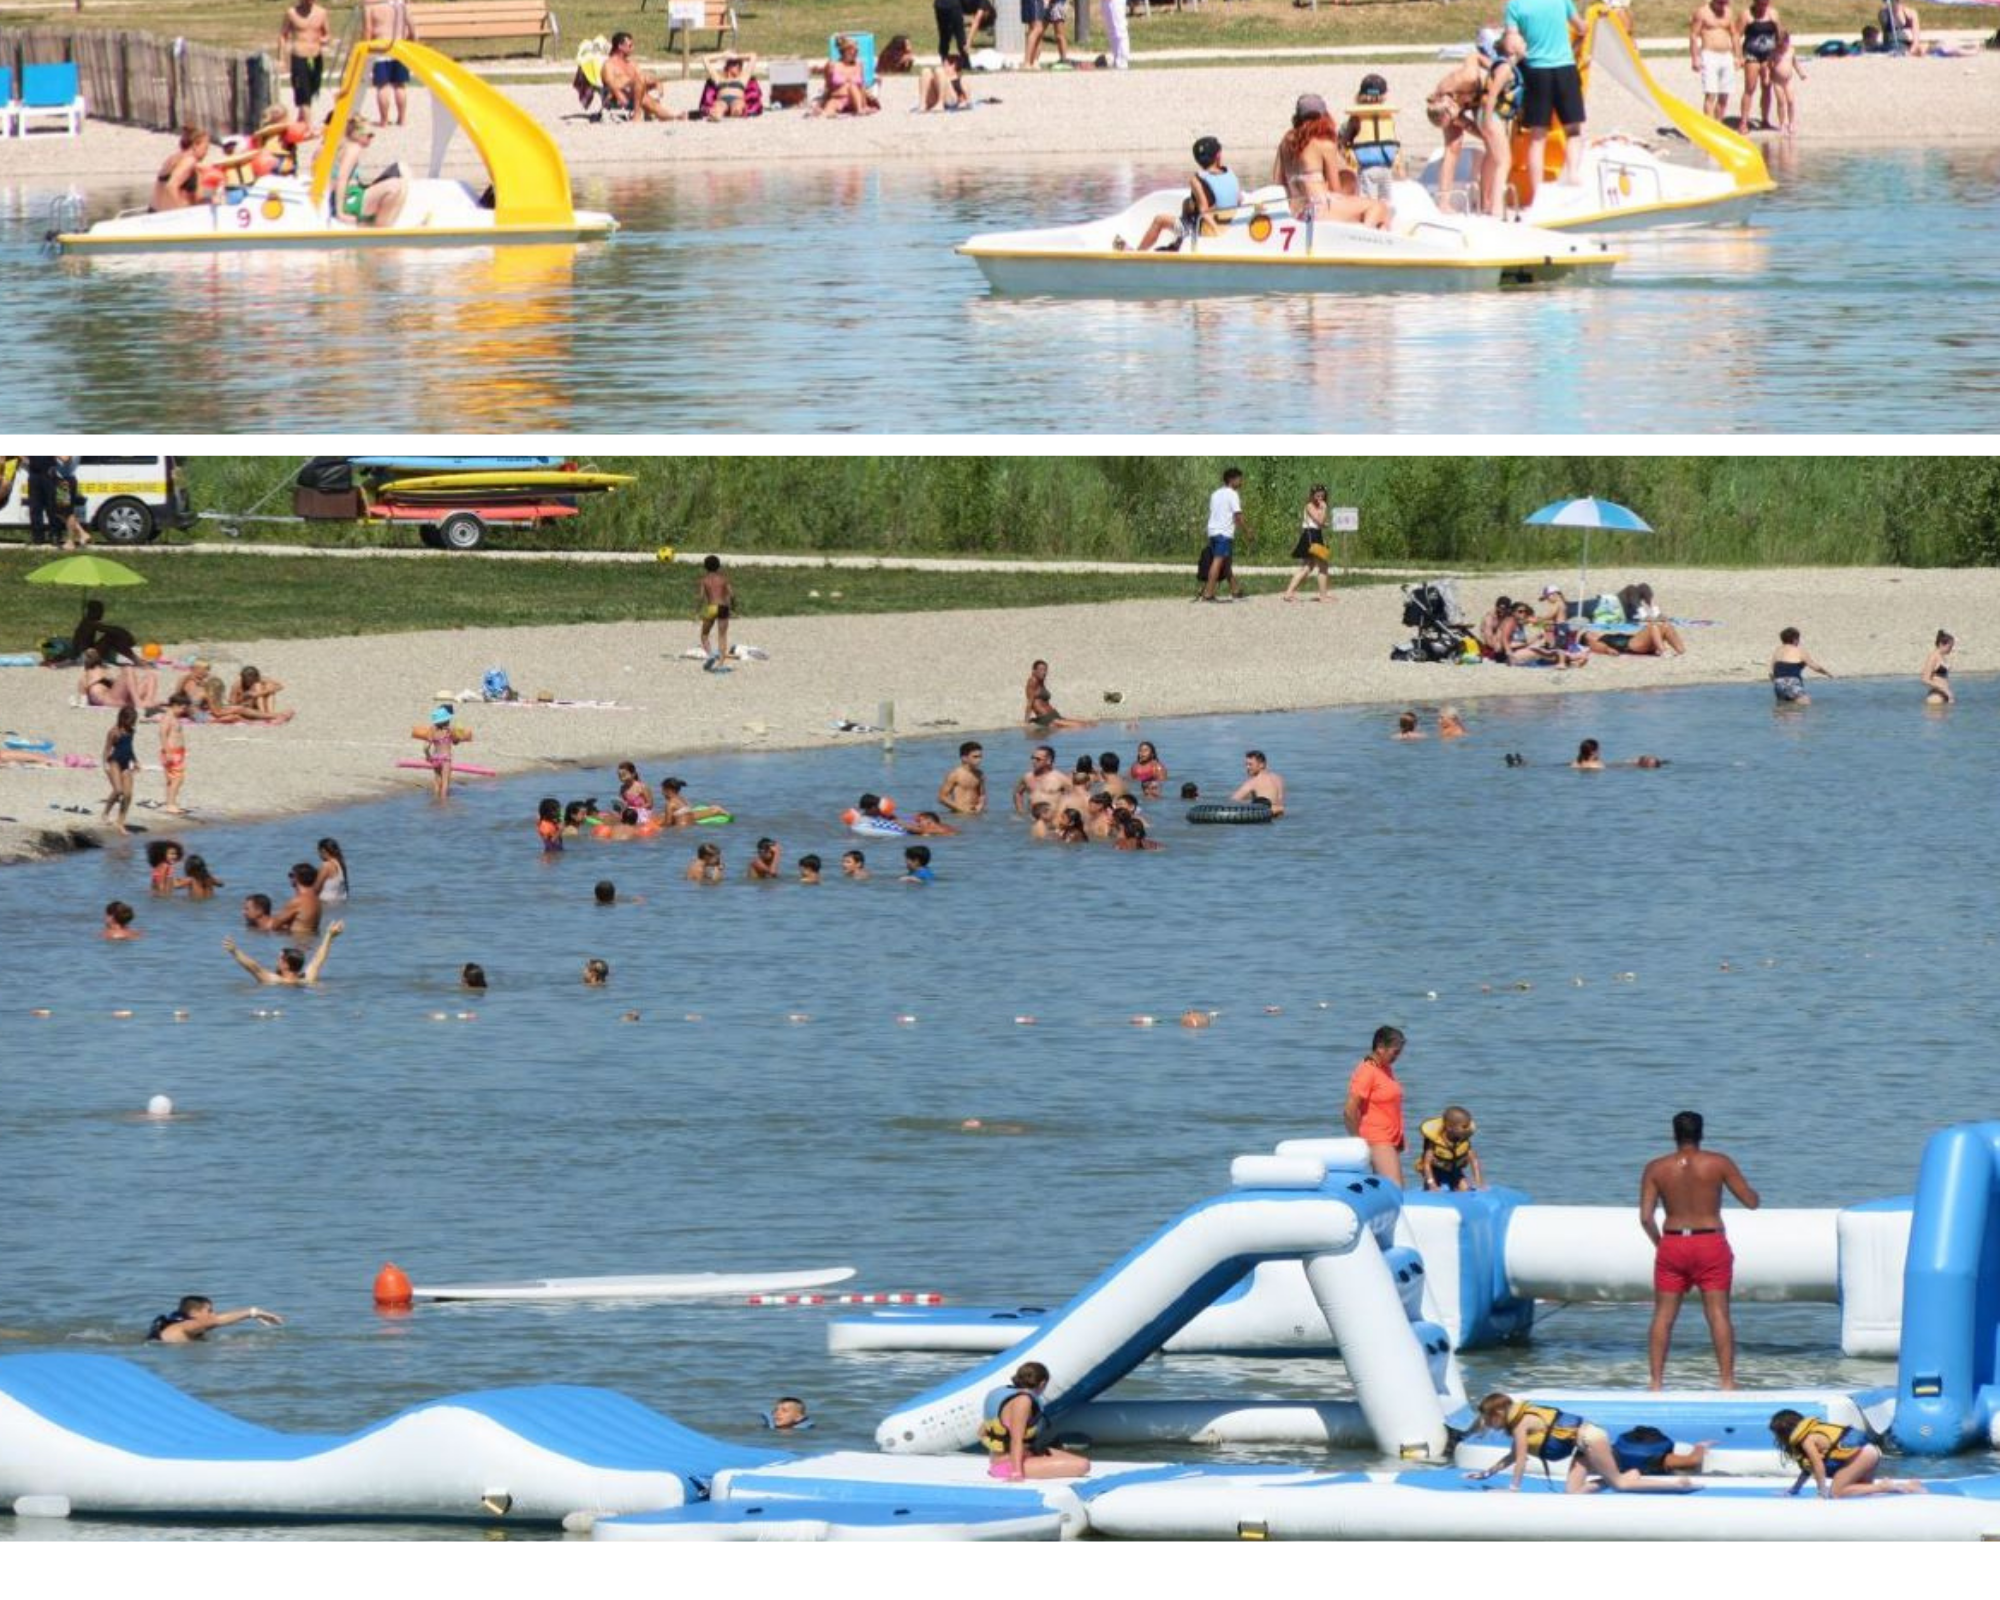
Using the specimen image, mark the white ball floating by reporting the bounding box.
[786,1012,811,1024]
[145,1095,174,1118]
[1013,1015,1037,1026]
[1130,1014,1156,1027]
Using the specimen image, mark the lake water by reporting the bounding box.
[1,675,1995,1539]
[3,143,1998,433]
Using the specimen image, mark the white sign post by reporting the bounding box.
[1332,506,1359,571]
[669,0,703,77]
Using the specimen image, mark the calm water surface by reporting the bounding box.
[1,677,1996,1538]
[2,144,1997,432]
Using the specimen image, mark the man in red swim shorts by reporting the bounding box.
[1640,1110,1761,1390]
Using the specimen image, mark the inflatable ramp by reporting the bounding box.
[0,1354,785,1524]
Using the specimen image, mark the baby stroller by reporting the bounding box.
[1393,579,1477,662]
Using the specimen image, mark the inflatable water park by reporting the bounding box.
[5,1121,2000,1539]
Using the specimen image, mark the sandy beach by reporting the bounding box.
[8,53,1999,189]
[2,564,1985,864]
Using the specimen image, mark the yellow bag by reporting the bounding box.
[1307,542,1331,563]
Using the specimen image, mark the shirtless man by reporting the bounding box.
[278,0,333,113]
[148,1295,285,1343]
[1689,0,1744,123]
[362,0,418,126]
[1640,1111,1761,1389]
[1230,749,1286,817]
[1013,744,1069,816]
[697,554,733,668]
[267,862,324,937]
[938,741,987,814]
[224,920,343,985]
[604,31,680,121]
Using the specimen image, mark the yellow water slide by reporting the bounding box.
[1513,6,1770,199]
[311,41,579,228]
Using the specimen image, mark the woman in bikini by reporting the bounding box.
[1273,96,1391,230]
[617,762,656,824]
[1578,619,1688,657]
[1920,629,1955,704]
[77,648,162,711]
[314,837,350,902]
[1130,740,1168,799]
[810,37,879,116]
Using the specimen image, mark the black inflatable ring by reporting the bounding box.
[1186,801,1275,825]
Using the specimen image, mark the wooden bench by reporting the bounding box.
[645,0,739,52]
[404,1,560,58]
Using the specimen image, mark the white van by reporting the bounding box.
[0,455,195,544]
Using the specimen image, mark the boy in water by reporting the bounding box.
[902,845,935,883]
[937,741,987,813]
[798,854,822,884]
[841,849,868,880]
[748,837,783,879]
[697,555,734,671]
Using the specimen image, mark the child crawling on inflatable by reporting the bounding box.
[1770,1410,1926,1499]
[981,1362,1089,1482]
[1468,1394,1699,1493]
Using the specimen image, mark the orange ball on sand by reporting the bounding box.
[141,642,162,662]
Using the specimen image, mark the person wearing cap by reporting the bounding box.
[1428,29,1519,216]
[1503,0,1587,195]
[330,117,408,229]
[1274,93,1391,229]
[1338,74,1402,201]
[1121,135,1240,253]
[411,703,472,801]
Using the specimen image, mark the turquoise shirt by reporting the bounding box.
[1503,0,1581,68]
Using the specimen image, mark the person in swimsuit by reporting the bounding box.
[279,0,333,113]
[1641,1110,1760,1389]
[147,1295,284,1343]
[1428,28,1518,217]
[1282,484,1336,603]
[1578,619,1687,657]
[697,555,734,670]
[1129,740,1167,798]
[1572,738,1604,770]
[1469,1393,1698,1493]
[1688,0,1743,124]
[157,693,190,814]
[223,920,343,985]
[151,127,215,212]
[182,856,223,900]
[937,741,987,814]
[1769,31,1807,133]
[77,648,162,711]
[330,119,409,229]
[269,862,324,937]
[101,706,139,834]
[1920,629,1955,704]
[602,32,681,120]
[747,837,783,880]
[685,841,725,883]
[412,705,471,801]
[1770,625,1832,703]
[1274,95,1391,229]
[1879,0,1923,54]
[147,840,185,896]
[1023,660,1090,731]
[701,53,761,120]
[1741,0,1782,129]
[981,1361,1089,1481]
[1343,1025,1406,1182]
[314,837,350,901]
[1769,1409,1925,1499]
[616,762,656,824]
[810,36,880,116]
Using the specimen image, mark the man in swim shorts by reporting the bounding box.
[1640,1110,1761,1389]
[1688,0,1743,122]
[1503,0,1587,189]
[1013,744,1067,816]
[697,554,734,671]
[938,741,987,814]
[363,0,417,125]
[278,0,333,114]
[1229,749,1286,816]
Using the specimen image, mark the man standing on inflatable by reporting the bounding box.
[1639,1110,1760,1389]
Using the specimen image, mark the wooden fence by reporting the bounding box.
[0,28,276,132]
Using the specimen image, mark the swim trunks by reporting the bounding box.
[1772,676,1806,702]
[1700,49,1737,96]
[162,748,187,775]
[1654,1231,1734,1294]
[1518,62,1584,131]
[291,55,326,106]
[372,59,412,88]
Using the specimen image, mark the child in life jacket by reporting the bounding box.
[1339,73,1401,201]
[1417,1105,1484,1191]
[1123,134,1241,253]
[1770,1410,1926,1499]
[979,1361,1090,1481]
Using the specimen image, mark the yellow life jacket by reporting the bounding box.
[1420,1116,1475,1174]
[1785,1417,1865,1467]
[978,1387,1045,1455]
[1509,1401,1582,1460]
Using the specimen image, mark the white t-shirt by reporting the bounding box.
[1206,485,1241,542]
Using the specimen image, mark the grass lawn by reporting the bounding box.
[22,1,1919,69]
[0,551,1394,651]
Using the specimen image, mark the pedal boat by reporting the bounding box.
[55,41,614,254]
[960,180,1619,297]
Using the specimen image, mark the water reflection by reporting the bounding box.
[9,145,1999,432]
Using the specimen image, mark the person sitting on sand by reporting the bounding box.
[917,53,973,113]
[77,648,162,711]
[230,666,294,722]
[603,32,683,121]
[809,36,880,116]
[330,119,409,229]
[147,1295,284,1343]
[70,600,143,667]
[151,127,217,212]
[1771,1409,1926,1498]
[1122,135,1240,253]
[1275,95,1391,229]
[981,1362,1090,1481]
[1469,1393,1698,1494]
[1920,629,1954,704]
[1879,0,1923,54]
[223,920,343,985]
[1770,625,1832,703]
[1024,659,1091,731]
[700,52,762,119]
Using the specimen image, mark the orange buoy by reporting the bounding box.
[373,1262,413,1309]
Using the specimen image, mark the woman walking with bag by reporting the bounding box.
[1282,484,1336,603]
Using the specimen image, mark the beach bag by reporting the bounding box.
[482,667,516,702]
[1196,542,1214,584]
[1308,542,1331,563]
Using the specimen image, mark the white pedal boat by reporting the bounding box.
[57,41,613,254]
[1420,8,1773,233]
[960,180,1619,297]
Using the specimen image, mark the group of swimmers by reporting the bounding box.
[1770,626,1957,706]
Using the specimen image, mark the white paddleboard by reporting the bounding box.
[414,1267,857,1303]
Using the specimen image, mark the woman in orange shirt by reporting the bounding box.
[1344,1025,1408,1183]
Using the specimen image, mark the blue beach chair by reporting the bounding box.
[18,62,86,138]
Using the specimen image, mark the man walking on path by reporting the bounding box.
[1198,466,1249,603]
[1640,1110,1761,1389]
